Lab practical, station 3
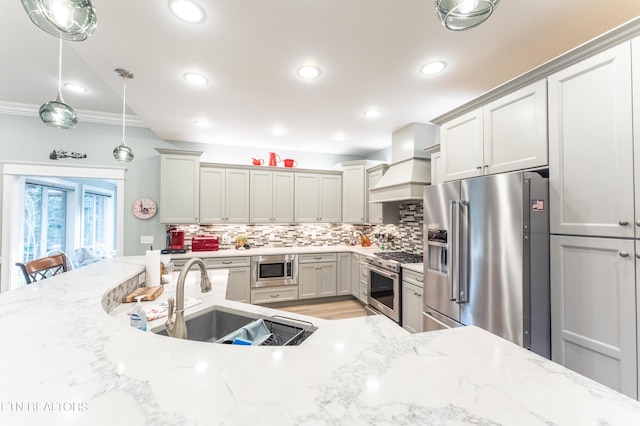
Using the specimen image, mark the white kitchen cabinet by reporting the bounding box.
[402,281,423,334]
[157,148,201,223]
[358,260,368,303]
[441,80,547,181]
[251,286,298,304]
[550,235,637,399]
[351,253,360,298]
[250,170,294,223]
[200,166,250,223]
[294,172,342,223]
[430,151,444,185]
[366,164,399,224]
[336,252,351,295]
[201,257,251,303]
[298,253,337,299]
[549,41,635,238]
[342,161,366,223]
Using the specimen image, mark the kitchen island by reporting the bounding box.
[1,256,639,425]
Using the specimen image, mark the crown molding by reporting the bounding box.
[0,101,147,128]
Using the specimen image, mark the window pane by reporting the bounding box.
[46,189,66,253]
[23,184,43,262]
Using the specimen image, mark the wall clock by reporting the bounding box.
[132,198,157,220]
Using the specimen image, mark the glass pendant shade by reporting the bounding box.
[22,0,97,41]
[435,0,499,31]
[113,68,135,163]
[40,37,77,129]
[39,93,77,129]
[113,143,134,162]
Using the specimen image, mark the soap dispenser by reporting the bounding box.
[130,295,148,331]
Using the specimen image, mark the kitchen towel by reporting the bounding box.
[145,249,161,287]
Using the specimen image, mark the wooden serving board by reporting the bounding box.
[122,286,164,303]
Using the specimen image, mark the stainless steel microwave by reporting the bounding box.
[250,254,298,288]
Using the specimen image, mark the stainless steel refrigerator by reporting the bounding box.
[422,171,550,358]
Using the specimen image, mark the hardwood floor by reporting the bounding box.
[277,298,373,320]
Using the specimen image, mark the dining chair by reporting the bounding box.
[15,253,68,284]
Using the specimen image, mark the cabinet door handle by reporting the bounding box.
[414,292,422,297]
[636,253,640,259]
[222,261,232,264]
[619,220,629,226]
[270,294,280,298]
[636,220,640,227]
[619,251,629,257]
[314,256,322,259]
[416,277,423,282]
[476,166,482,170]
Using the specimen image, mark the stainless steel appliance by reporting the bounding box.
[423,171,550,358]
[251,255,298,288]
[364,251,423,323]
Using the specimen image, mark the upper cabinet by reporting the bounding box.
[157,148,202,223]
[295,172,342,223]
[200,166,250,224]
[441,80,548,181]
[549,41,634,238]
[342,161,366,224]
[250,169,294,223]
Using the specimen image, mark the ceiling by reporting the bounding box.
[2,1,639,156]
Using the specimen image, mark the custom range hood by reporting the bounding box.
[369,123,438,203]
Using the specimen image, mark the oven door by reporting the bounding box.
[367,264,400,323]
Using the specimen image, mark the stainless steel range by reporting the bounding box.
[363,251,423,323]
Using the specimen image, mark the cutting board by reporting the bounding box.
[123,286,164,303]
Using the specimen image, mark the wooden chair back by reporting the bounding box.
[16,254,68,284]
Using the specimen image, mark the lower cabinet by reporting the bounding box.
[358,259,368,303]
[225,267,251,303]
[402,269,424,333]
[251,286,299,304]
[551,235,637,399]
[351,253,360,299]
[337,253,351,296]
[298,253,337,299]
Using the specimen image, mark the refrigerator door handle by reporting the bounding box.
[457,200,469,304]
[449,200,459,302]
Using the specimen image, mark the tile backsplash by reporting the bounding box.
[170,201,423,255]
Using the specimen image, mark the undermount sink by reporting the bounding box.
[153,306,315,346]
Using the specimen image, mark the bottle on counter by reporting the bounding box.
[130,295,147,331]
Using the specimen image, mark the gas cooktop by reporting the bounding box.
[374,251,423,264]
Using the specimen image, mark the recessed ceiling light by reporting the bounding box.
[183,72,208,85]
[297,66,321,79]
[420,60,447,75]
[334,133,347,141]
[168,0,206,24]
[63,83,87,93]
[193,120,211,128]
[363,109,381,119]
[271,127,287,136]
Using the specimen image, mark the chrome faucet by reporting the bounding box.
[165,258,212,339]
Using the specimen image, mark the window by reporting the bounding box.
[82,186,114,249]
[23,182,72,263]
[21,178,116,265]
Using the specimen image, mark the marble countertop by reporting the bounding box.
[1,256,640,425]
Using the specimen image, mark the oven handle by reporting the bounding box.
[365,263,399,281]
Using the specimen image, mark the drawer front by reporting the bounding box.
[402,269,424,288]
[251,286,299,304]
[205,257,251,268]
[299,253,337,263]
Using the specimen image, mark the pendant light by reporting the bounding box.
[21,0,97,41]
[435,0,500,31]
[39,37,77,129]
[113,69,135,163]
